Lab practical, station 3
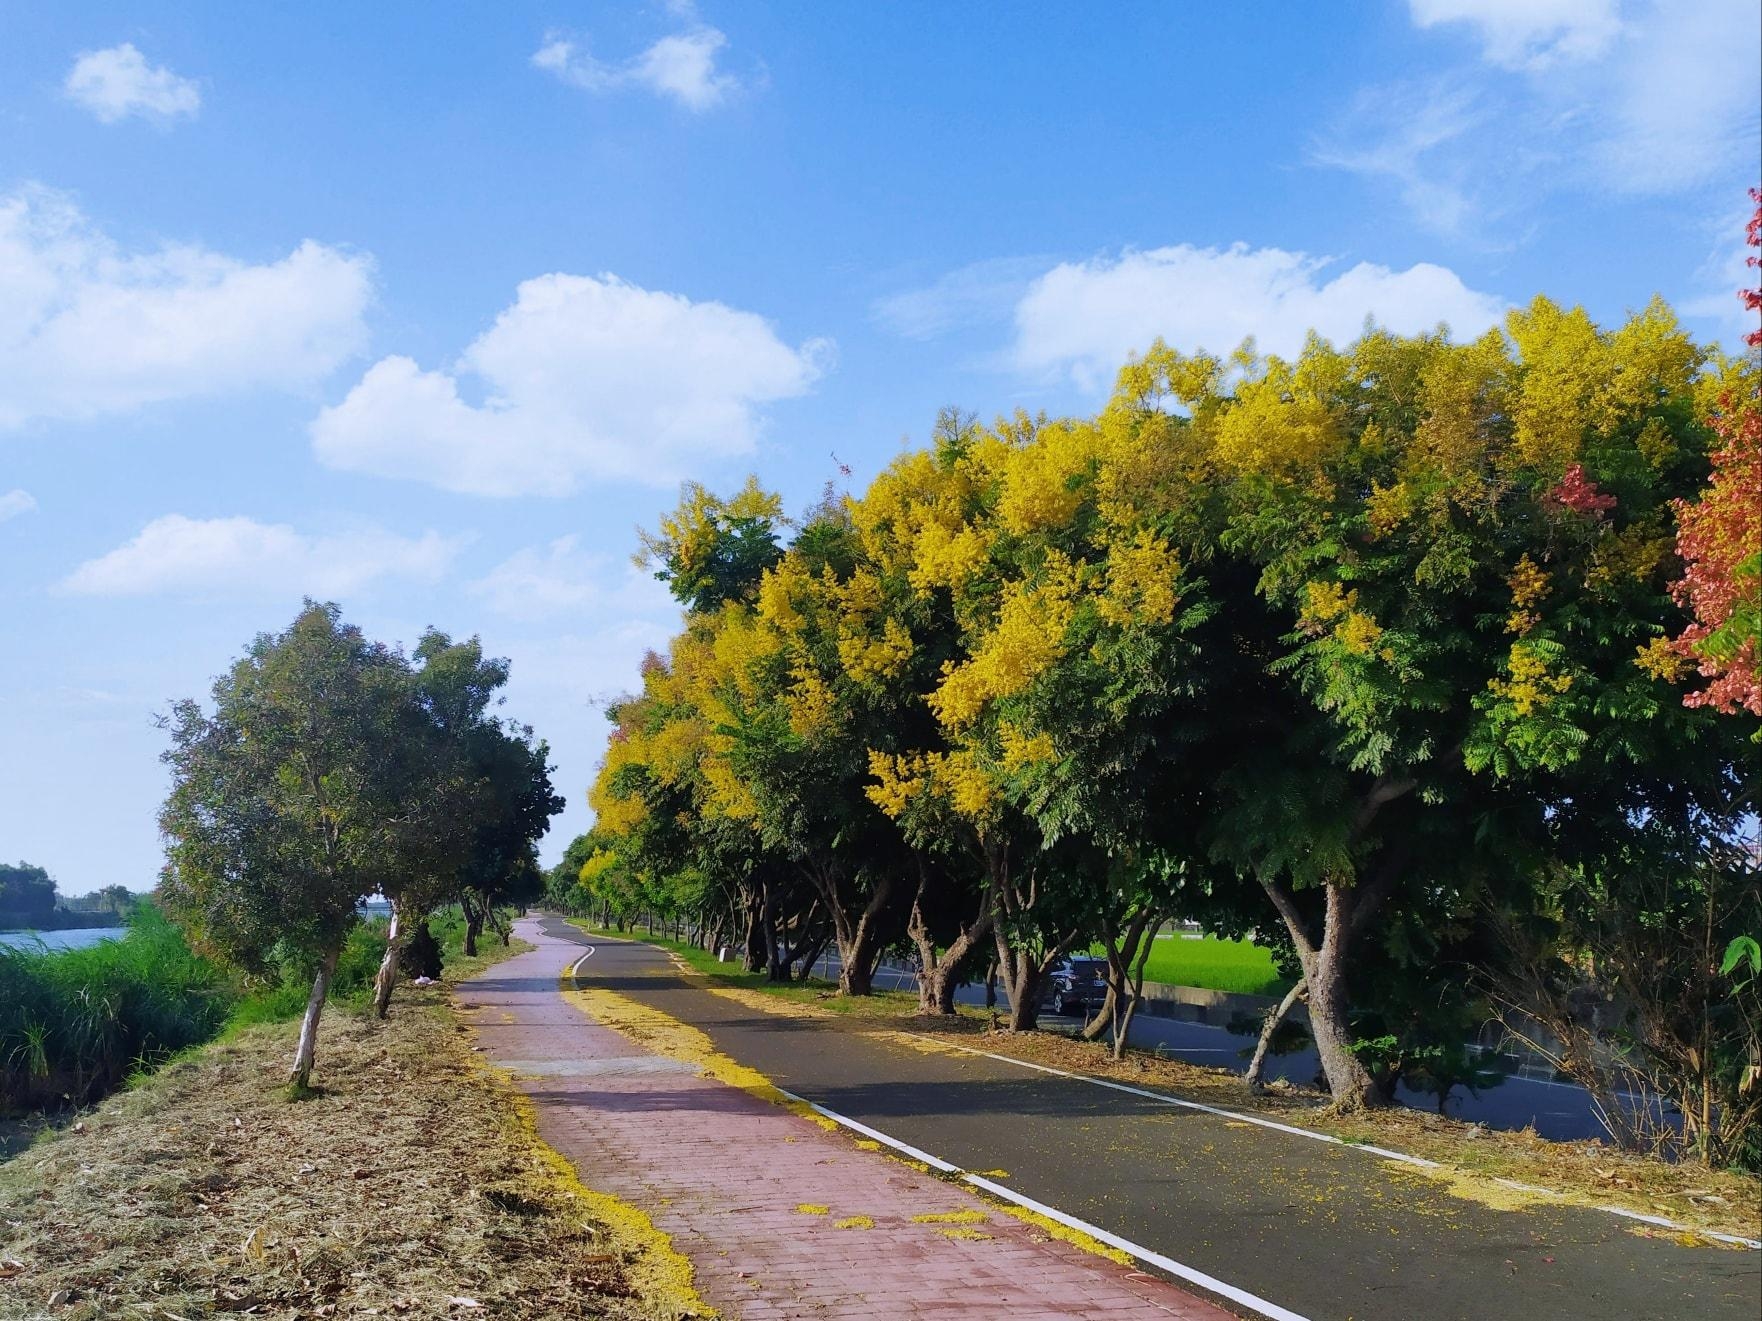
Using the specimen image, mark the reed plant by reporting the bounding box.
[0,906,234,1112]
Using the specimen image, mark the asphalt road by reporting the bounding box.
[807,950,1636,1142]
[548,920,1760,1321]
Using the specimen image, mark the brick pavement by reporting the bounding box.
[461,919,1233,1319]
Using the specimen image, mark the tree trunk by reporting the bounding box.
[907,865,994,1016]
[1260,833,1404,1112]
[1109,912,1160,1061]
[988,851,1076,1033]
[1246,976,1307,1091]
[813,865,897,997]
[762,879,789,982]
[372,899,403,1019]
[794,929,831,982]
[742,889,766,973]
[1302,887,1382,1110]
[993,923,1052,1032]
[461,893,483,957]
[290,946,340,1091]
[1096,908,1159,1060]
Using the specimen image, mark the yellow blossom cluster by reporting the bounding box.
[1506,555,1550,634]
[931,554,1081,728]
[1488,642,1574,716]
[998,723,1056,772]
[865,748,999,823]
[838,616,914,686]
[1098,528,1181,627]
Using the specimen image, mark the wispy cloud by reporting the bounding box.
[532,7,745,112]
[871,256,1052,340]
[1321,1,1759,236]
[1407,0,1622,71]
[468,536,675,623]
[1310,82,1489,239]
[0,489,36,523]
[64,43,200,124]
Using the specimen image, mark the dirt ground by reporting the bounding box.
[0,978,705,1320]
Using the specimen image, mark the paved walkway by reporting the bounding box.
[461,919,1229,1319]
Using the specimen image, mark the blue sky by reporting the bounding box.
[2,1,1757,895]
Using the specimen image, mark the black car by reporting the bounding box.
[1044,956,1108,1016]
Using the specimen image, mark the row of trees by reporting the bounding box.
[0,863,135,931]
[562,277,1760,1165]
[159,602,561,1089]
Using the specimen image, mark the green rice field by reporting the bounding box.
[1133,932,1291,996]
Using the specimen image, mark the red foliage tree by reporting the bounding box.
[1667,189,1762,717]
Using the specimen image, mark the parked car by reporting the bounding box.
[1044,956,1108,1016]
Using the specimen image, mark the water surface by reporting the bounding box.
[0,926,129,952]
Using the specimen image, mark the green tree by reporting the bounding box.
[0,862,56,928]
[159,602,417,1090]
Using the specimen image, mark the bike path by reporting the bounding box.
[552,921,1761,1321]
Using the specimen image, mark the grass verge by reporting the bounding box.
[572,922,1761,1244]
[0,944,705,1319]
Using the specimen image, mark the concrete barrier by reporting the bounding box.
[1135,981,1304,1028]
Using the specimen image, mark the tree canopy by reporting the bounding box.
[160,602,561,1087]
[570,284,1760,1161]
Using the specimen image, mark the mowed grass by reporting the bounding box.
[1134,933,1292,997]
[0,980,675,1320]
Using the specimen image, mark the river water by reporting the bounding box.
[0,926,129,952]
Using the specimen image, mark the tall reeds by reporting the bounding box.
[0,907,234,1111]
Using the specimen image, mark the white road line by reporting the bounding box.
[777,1090,961,1173]
[928,1040,1762,1251]
[777,1088,1310,1321]
[935,1041,1439,1169]
[572,928,1762,1253]
[1594,1205,1761,1250]
[963,1175,1313,1321]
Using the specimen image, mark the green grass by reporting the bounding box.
[1133,933,1291,996]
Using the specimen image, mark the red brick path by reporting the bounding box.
[461,920,1233,1319]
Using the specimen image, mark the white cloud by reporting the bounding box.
[64,43,201,124]
[1011,244,1507,391]
[1359,0,1760,228]
[313,272,826,497]
[61,515,463,599]
[532,18,741,112]
[1408,0,1621,70]
[1593,2,1761,193]
[0,187,373,429]
[0,489,35,523]
[468,535,675,622]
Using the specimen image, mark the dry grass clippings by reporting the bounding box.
[0,984,699,1320]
